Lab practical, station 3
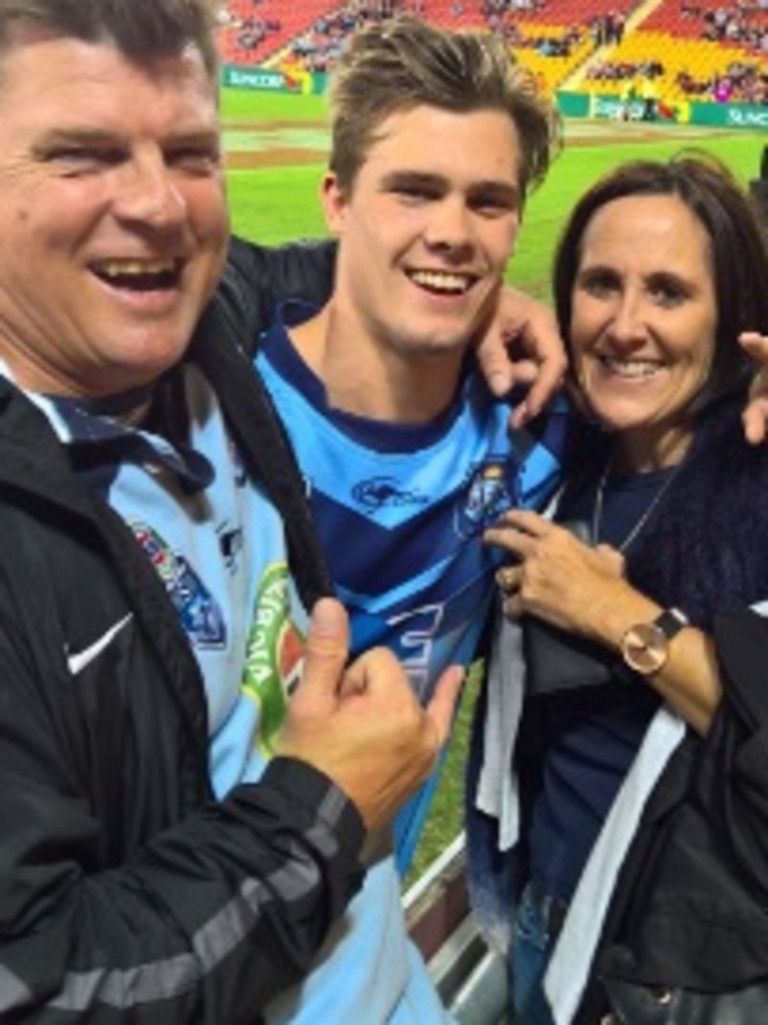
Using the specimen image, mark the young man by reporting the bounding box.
[256,19,567,1025]
[0,2,463,1019]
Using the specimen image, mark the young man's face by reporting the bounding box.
[322,103,522,366]
[0,29,229,397]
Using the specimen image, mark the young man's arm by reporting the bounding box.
[223,236,337,347]
[473,285,567,424]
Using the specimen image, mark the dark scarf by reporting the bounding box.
[561,394,768,629]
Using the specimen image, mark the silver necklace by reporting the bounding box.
[591,455,681,552]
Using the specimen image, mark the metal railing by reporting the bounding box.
[404,834,511,1025]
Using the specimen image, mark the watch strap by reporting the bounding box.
[654,607,689,640]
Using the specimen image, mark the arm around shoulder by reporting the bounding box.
[223,235,337,342]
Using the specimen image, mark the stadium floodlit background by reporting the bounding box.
[217,0,768,302]
[215,0,768,878]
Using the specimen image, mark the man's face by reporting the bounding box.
[322,104,521,366]
[0,31,229,397]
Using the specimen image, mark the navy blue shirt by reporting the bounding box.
[524,468,674,904]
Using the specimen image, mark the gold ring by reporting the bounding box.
[496,566,517,594]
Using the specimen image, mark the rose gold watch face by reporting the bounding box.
[621,623,668,675]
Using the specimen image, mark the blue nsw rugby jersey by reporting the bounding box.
[258,301,567,872]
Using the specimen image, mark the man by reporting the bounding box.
[255,19,567,1025]
[0,2,464,1019]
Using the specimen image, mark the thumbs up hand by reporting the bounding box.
[274,598,463,837]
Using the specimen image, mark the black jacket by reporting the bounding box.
[581,611,768,1022]
[570,404,768,1021]
[0,238,362,1023]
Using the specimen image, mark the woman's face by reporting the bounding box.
[569,193,718,466]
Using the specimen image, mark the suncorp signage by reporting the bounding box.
[222,67,287,91]
[727,107,768,128]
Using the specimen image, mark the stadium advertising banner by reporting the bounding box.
[221,65,327,96]
[560,91,768,130]
[220,70,768,130]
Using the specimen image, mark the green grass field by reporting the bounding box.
[221,86,767,882]
[222,86,767,305]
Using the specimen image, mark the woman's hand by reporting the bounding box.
[485,509,628,638]
[740,331,768,445]
[486,509,722,732]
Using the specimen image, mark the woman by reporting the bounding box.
[470,153,768,1025]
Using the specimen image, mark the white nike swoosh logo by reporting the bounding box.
[67,614,133,675]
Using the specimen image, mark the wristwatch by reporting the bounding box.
[620,608,689,675]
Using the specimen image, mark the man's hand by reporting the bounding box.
[740,331,768,444]
[274,598,463,836]
[475,286,567,426]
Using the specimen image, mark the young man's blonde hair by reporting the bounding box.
[328,17,561,201]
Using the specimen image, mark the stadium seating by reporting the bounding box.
[510,35,594,94]
[424,0,636,31]
[643,0,768,41]
[217,0,340,65]
[216,0,768,104]
[587,29,767,104]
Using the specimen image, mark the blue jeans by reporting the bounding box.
[510,883,560,1025]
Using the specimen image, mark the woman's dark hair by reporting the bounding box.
[553,152,768,413]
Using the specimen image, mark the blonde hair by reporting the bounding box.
[328,17,561,201]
